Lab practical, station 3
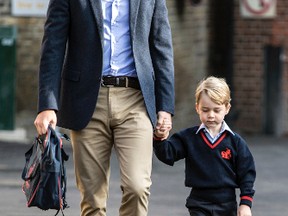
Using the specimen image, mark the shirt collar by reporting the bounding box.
[196,121,235,136]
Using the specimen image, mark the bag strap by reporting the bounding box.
[55,208,65,216]
[21,137,44,180]
[21,145,34,180]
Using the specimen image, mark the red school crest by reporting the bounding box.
[221,148,232,160]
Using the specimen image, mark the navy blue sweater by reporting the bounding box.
[153,126,256,207]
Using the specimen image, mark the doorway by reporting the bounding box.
[208,0,235,124]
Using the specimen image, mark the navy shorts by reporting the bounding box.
[186,188,237,216]
[187,198,237,216]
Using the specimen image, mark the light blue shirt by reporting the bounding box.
[196,121,235,143]
[101,0,137,77]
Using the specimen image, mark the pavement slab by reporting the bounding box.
[0,135,287,216]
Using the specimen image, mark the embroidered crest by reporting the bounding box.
[221,148,232,160]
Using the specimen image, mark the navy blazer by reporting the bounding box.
[37,0,175,130]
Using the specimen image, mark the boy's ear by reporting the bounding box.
[195,103,199,114]
[225,104,231,114]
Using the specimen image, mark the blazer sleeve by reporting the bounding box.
[149,0,175,115]
[37,0,70,113]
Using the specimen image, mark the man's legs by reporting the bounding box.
[71,87,113,216]
[109,88,153,216]
[71,87,153,216]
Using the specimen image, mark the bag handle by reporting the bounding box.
[44,125,70,164]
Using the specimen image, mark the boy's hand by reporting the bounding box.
[238,205,252,216]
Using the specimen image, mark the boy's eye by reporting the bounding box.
[201,108,222,113]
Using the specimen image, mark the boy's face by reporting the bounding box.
[196,92,230,133]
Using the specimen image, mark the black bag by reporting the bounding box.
[22,126,70,216]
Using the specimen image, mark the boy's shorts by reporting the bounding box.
[187,198,237,216]
[186,188,237,216]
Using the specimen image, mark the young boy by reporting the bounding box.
[154,76,256,216]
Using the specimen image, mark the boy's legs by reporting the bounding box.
[188,198,211,216]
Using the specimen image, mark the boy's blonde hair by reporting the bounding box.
[195,76,231,106]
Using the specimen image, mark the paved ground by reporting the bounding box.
[0,135,287,216]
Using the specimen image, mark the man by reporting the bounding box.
[34,0,174,215]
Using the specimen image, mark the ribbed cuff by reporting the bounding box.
[240,196,253,208]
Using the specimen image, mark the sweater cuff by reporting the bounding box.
[240,196,253,208]
[153,134,163,141]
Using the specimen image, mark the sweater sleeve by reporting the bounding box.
[235,135,256,208]
[153,131,187,166]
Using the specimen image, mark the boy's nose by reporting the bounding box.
[208,111,214,117]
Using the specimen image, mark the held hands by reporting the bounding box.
[238,205,252,216]
[154,111,172,140]
[34,110,57,135]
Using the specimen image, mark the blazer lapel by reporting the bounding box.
[89,0,104,42]
[130,0,140,39]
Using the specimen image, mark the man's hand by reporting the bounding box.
[34,110,57,135]
[154,111,172,140]
[238,205,252,216]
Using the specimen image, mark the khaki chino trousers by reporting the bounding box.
[71,86,153,216]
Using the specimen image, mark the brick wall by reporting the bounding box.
[167,0,209,131]
[0,0,10,15]
[0,4,45,112]
[3,0,288,136]
[233,0,288,136]
[0,0,209,132]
